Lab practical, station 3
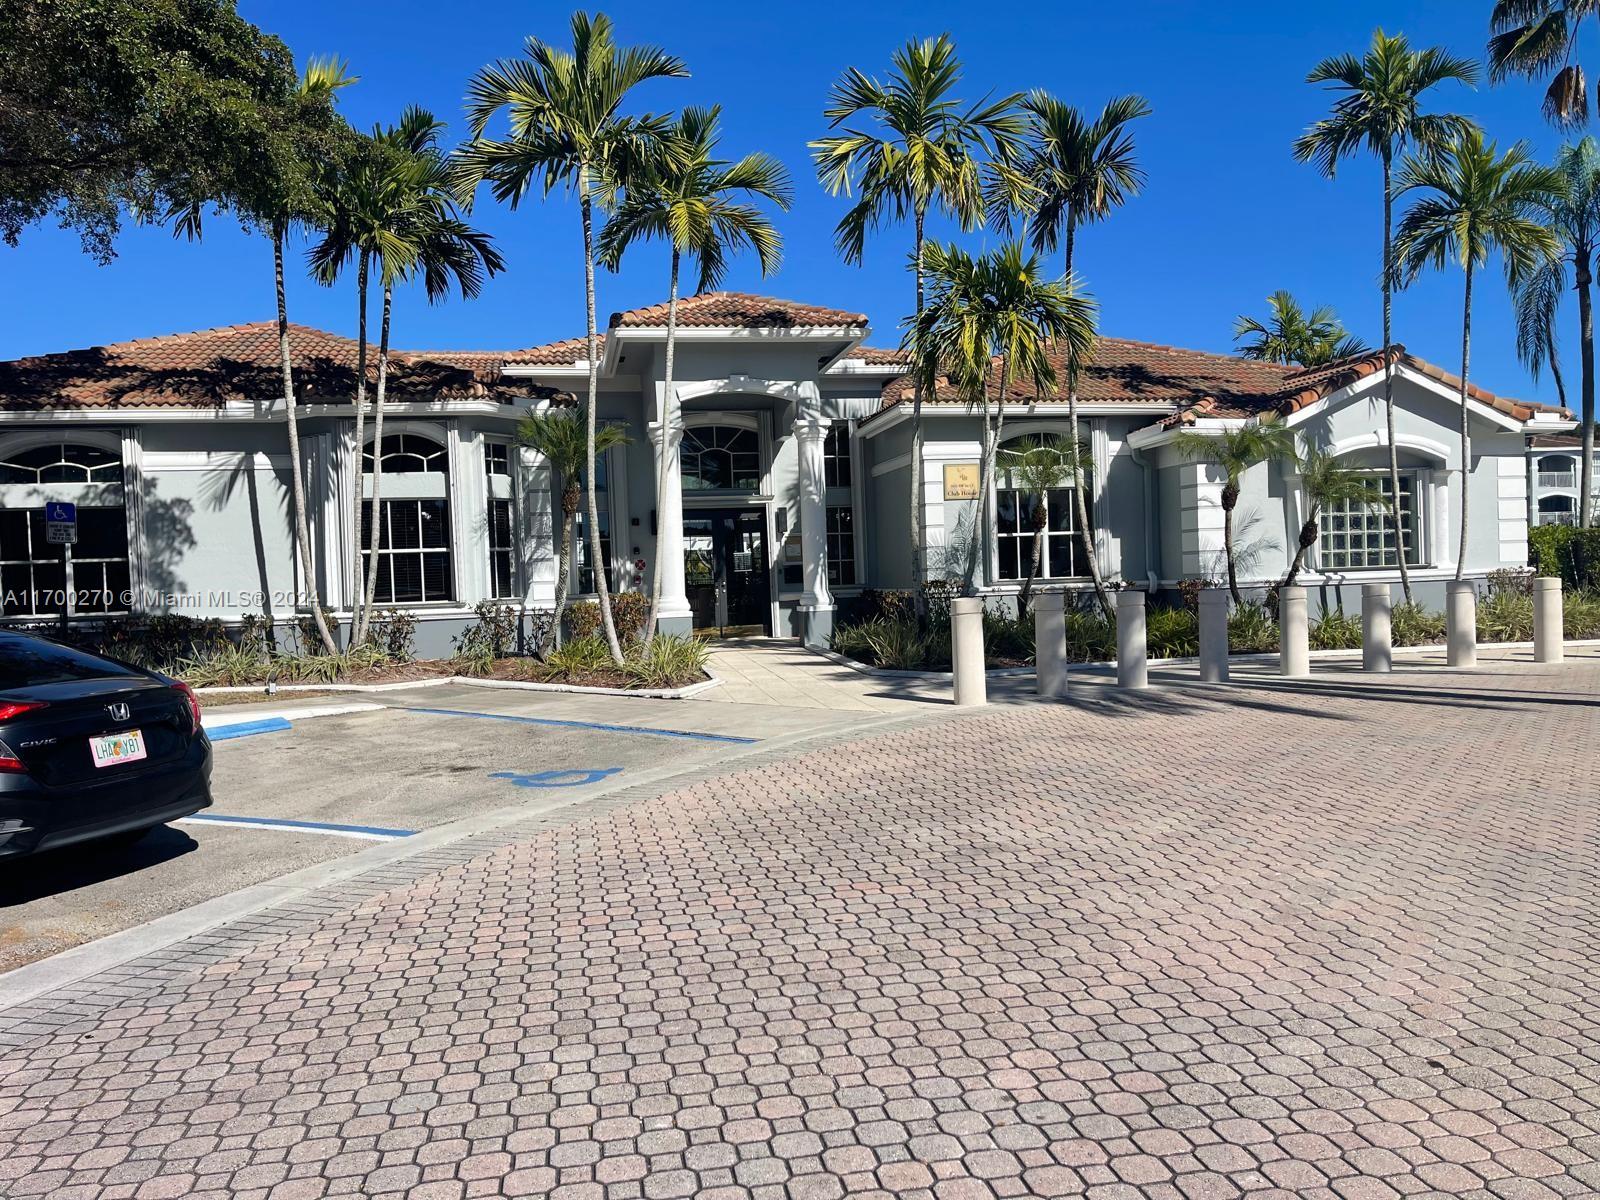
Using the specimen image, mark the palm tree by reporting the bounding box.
[1294,30,1478,603]
[273,58,357,656]
[1172,422,1296,605]
[1283,443,1390,587]
[597,106,791,640]
[991,91,1149,619]
[458,12,687,667]
[1515,137,1600,523]
[1395,130,1562,580]
[1234,291,1369,366]
[1489,1,1600,128]
[811,35,1021,602]
[913,242,1096,594]
[516,408,629,655]
[997,433,1092,615]
[314,108,503,646]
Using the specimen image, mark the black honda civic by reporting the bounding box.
[0,629,211,859]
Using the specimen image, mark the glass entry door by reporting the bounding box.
[683,508,771,637]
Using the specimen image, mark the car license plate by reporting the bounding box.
[90,729,146,768]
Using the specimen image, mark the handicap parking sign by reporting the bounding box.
[45,501,77,545]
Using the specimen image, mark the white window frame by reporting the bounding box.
[1314,468,1426,572]
[988,431,1095,586]
[362,422,454,605]
[571,425,629,599]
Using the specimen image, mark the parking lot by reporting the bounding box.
[0,682,881,973]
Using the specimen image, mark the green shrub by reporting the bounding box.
[1146,606,1199,658]
[565,592,650,644]
[1309,607,1362,650]
[544,635,614,676]
[1565,589,1600,639]
[1391,602,1447,646]
[983,606,1034,663]
[624,635,710,689]
[366,610,417,661]
[1228,603,1278,653]
[178,645,275,688]
[1062,609,1116,662]
[862,619,928,670]
[454,601,519,665]
[1477,590,1532,643]
[1529,524,1600,590]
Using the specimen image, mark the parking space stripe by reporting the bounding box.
[207,718,293,742]
[398,705,759,744]
[177,813,416,841]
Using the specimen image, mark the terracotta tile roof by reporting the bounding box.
[506,294,872,367]
[1530,428,1595,449]
[1267,347,1565,425]
[880,337,1293,411]
[609,291,868,330]
[0,323,556,410]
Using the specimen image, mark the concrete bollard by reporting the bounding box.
[1034,591,1068,698]
[1279,585,1309,677]
[1362,582,1392,673]
[1535,576,1564,664]
[1446,580,1477,668]
[951,596,987,706]
[1116,590,1148,690]
[1198,588,1229,683]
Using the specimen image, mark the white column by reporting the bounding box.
[1535,576,1563,663]
[1198,588,1229,683]
[1362,582,1392,673]
[794,415,835,645]
[649,413,693,635]
[1116,590,1148,689]
[1279,585,1309,677]
[951,596,987,706]
[1034,590,1068,698]
[1446,579,1477,668]
[518,444,557,612]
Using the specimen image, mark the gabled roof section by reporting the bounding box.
[506,292,871,368]
[0,322,552,410]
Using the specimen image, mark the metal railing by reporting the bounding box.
[1538,471,1577,489]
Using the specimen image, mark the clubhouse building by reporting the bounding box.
[0,292,1574,656]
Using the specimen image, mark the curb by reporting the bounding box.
[196,671,721,704]
[202,703,386,729]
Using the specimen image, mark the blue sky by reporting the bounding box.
[0,1,1584,405]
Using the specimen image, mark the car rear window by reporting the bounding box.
[0,634,143,689]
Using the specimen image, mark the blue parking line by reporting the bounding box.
[400,706,758,744]
[207,717,293,741]
[178,813,416,839]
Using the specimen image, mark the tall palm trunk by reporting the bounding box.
[1062,220,1112,619]
[274,222,338,657]
[1284,512,1319,589]
[1222,484,1241,605]
[356,282,393,645]
[1577,252,1595,527]
[1455,259,1473,581]
[910,207,927,605]
[973,358,1012,594]
[348,251,370,640]
[1382,151,1415,602]
[580,178,626,665]
[1020,503,1046,615]
[543,486,580,657]
[644,249,680,642]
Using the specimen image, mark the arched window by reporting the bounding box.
[363,433,448,474]
[995,435,1091,581]
[681,425,760,491]
[1538,495,1577,527]
[1537,455,1578,488]
[0,441,123,485]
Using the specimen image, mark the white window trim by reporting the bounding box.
[360,423,455,606]
[1310,466,1429,574]
[985,427,1097,589]
[569,423,629,600]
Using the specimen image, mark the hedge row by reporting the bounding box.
[1529,524,1600,590]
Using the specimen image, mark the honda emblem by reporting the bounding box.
[107,702,131,722]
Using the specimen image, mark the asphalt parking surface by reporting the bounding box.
[0,683,871,973]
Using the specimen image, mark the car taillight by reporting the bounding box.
[174,682,203,730]
[0,738,22,773]
[0,700,45,723]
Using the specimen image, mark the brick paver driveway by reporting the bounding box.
[2,658,1599,1199]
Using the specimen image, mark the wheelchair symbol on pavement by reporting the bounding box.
[490,767,623,789]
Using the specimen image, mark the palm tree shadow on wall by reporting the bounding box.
[1200,508,1280,589]
[137,477,198,607]
[198,457,283,627]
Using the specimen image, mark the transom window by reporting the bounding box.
[681,425,760,491]
[364,434,447,474]
[0,508,130,616]
[0,442,123,485]
[1318,471,1421,570]
[824,422,852,488]
[484,442,510,476]
[360,499,453,603]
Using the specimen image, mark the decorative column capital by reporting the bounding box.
[794,414,832,444]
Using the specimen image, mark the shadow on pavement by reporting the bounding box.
[0,824,199,908]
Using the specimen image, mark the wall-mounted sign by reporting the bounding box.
[943,463,980,500]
